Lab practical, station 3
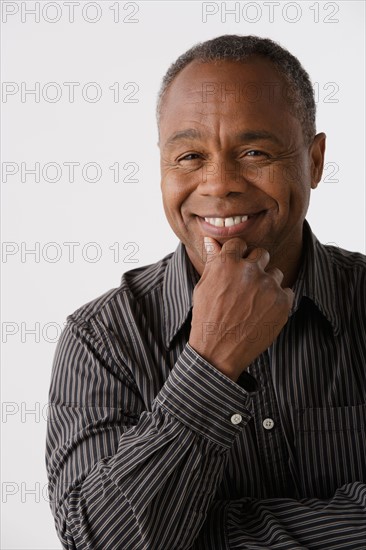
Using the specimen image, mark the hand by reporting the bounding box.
[188,236,294,381]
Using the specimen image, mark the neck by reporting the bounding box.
[264,226,306,290]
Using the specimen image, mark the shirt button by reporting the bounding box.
[263,418,275,430]
[230,413,242,425]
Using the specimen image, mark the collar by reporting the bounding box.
[162,219,340,349]
[290,219,340,335]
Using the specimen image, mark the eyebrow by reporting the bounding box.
[235,130,283,145]
[164,129,203,147]
[164,128,283,148]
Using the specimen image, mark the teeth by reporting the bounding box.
[204,215,249,227]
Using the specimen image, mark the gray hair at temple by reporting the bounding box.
[156,34,316,145]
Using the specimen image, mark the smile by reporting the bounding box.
[197,211,266,237]
[203,215,250,227]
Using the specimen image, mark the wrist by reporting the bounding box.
[187,340,242,382]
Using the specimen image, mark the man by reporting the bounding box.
[46,35,366,549]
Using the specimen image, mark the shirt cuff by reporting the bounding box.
[154,342,256,449]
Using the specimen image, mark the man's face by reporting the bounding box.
[159,58,325,275]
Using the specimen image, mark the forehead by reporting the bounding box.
[165,57,285,97]
[159,58,299,142]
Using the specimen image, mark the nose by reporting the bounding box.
[198,158,251,197]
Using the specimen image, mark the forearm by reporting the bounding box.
[53,409,226,550]
[47,328,253,550]
[212,483,366,550]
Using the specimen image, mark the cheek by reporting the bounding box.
[243,164,289,203]
[161,172,193,206]
[268,163,310,203]
[161,178,186,221]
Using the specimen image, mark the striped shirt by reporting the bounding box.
[46,219,366,549]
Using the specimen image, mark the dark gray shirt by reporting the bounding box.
[46,219,366,549]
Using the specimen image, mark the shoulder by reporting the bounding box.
[319,242,366,319]
[66,250,174,325]
[321,241,366,282]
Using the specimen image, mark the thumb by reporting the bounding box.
[203,236,221,264]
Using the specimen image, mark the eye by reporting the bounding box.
[178,153,202,162]
[245,150,267,157]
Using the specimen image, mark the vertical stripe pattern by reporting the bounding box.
[46,219,366,549]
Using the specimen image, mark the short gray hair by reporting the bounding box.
[157,34,316,145]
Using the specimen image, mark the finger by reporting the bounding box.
[220,237,248,262]
[203,236,221,264]
[245,247,270,269]
[266,266,284,285]
[283,287,295,303]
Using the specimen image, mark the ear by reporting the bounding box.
[309,132,326,189]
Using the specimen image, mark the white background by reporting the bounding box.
[1,1,365,548]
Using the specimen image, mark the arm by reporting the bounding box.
[46,317,253,550]
[220,484,366,549]
[187,237,366,548]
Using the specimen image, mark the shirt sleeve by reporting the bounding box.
[219,483,366,549]
[45,317,255,550]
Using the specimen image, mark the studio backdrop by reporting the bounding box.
[1,1,365,548]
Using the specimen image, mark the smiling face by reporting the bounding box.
[159,58,325,279]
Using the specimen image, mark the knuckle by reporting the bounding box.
[261,273,278,289]
[271,267,283,278]
[248,247,269,262]
[242,262,259,278]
